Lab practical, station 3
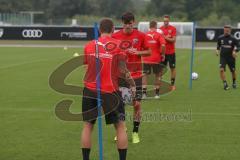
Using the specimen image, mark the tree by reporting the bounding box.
[98,0,135,19]
[145,0,186,18]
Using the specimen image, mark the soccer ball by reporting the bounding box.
[192,72,199,80]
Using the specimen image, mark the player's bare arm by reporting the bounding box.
[164,36,176,43]
[161,44,166,61]
[232,50,237,58]
[232,40,239,58]
[119,60,136,96]
[128,48,151,56]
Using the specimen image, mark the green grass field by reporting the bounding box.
[1,46,240,160]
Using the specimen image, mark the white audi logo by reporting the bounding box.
[22,29,43,38]
[234,31,240,40]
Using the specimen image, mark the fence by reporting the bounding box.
[0,13,31,25]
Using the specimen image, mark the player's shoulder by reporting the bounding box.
[112,29,123,37]
[145,30,153,36]
[134,29,146,38]
[135,29,145,34]
[230,35,237,40]
[154,30,162,36]
[106,37,122,48]
[169,25,176,30]
[147,30,161,37]
[84,40,95,50]
[159,25,164,29]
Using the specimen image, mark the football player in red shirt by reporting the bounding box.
[160,15,177,90]
[112,12,150,144]
[81,18,136,160]
[142,20,166,99]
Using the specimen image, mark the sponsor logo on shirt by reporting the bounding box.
[147,33,154,39]
[222,45,232,48]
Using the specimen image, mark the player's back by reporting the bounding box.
[84,36,126,93]
[145,30,165,51]
[143,30,165,63]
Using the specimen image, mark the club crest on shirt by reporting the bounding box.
[228,40,232,44]
[168,30,172,34]
[221,40,224,44]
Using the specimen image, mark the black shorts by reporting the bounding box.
[82,87,125,124]
[143,63,162,75]
[162,54,176,68]
[119,77,142,101]
[220,56,236,72]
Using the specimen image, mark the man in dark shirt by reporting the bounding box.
[216,25,239,90]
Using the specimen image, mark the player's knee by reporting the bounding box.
[114,121,125,130]
[220,66,225,72]
[220,68,225,72]
[84,122,94,130]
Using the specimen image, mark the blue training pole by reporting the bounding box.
[189,22,196,90]
[94,22,104,160]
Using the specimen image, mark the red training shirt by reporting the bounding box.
[143,30,166,63]
[112,29,147,79]
[160,25,176,55]
[84,36,127,93]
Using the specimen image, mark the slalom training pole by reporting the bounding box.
[94,22,104,160]
[189,22,196,90]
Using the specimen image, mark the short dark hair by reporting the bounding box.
[122,12,135,24]
[99,18,114,33]
[150,20,157,28]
